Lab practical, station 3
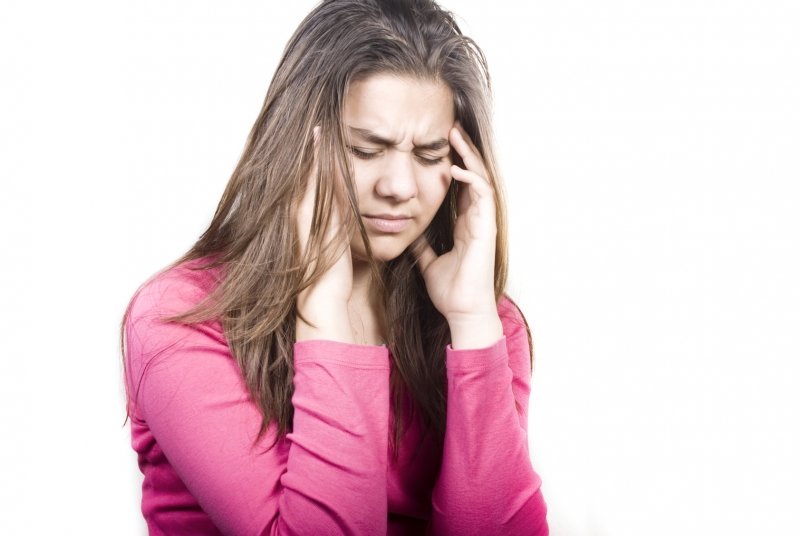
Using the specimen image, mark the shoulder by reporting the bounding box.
[122,257,233,419]
[124,257,226,373]
[126,257,223,326]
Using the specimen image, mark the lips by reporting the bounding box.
[362,214,412,233]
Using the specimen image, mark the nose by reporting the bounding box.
[374,151,417,201]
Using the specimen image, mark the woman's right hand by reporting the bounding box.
[295,127,356,343]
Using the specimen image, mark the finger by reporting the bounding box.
[450,166,495,221]
[454,121,480,154]
[455,176,470,216]
[450,164,493,199]
[410,235,438,273]
[450,123,488,179]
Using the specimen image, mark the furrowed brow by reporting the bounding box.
[415,138,450,151]
[348,126,449,151]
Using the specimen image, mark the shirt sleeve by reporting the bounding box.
[428,297,548,535]
[125,273,390,536]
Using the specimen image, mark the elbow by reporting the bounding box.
[430,487,548,536]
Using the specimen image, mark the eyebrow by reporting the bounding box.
[347,126,450,152]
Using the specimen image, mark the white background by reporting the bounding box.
[1,1,799,534]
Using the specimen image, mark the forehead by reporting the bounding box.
[343,74,454,143]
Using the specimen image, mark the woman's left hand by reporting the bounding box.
[413,122,503,349]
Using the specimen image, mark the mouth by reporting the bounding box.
[362,214,413,233]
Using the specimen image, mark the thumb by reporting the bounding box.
[411,235,438,273]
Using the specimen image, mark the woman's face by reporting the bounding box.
[343,74,455,263]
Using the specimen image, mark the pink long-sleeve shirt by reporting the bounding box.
[124,258,548,535]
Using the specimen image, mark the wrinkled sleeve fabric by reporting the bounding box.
[428,298,548,535]
[125,274,390,535]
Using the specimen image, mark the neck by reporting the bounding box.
[351,258,376,305]
[349,258,386,345]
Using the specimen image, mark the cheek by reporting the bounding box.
[350,161,374,200]
[420,167,453,209]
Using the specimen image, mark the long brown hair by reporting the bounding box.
[121,0,523,459]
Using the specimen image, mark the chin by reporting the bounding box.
[352,235,413,263]
[373,249,406,262]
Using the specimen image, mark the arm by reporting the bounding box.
[428,298,548,535]
[125,274,389,535]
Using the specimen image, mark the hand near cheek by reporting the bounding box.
[296,126,356,344]
[412,123,503,349]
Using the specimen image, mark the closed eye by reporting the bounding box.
[416,154,444,166]
[348,145,446,166]
[348,146,380,160]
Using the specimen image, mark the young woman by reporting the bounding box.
[122,0,548,534]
